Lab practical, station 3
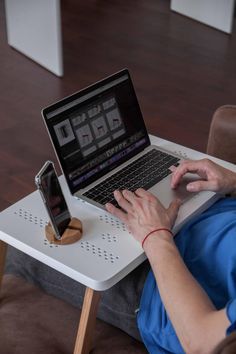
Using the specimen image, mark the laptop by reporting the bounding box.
[42,69,219,234]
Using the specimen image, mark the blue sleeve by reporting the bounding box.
[226,299,236,335]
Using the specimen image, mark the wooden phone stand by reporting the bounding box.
[45,217,83,245]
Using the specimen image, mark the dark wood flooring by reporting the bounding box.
[0,0,236,211]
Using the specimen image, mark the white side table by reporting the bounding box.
[1,135,236,354]
[171,0,235,34]
[5,0,63,76]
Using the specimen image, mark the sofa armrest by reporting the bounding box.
[207,105,236,164]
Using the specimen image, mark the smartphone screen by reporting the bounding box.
[35,161,71,239]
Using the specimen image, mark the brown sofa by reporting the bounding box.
[1,105,236,354]
[207,105,236,164]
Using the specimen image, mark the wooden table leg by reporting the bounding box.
[0,240,8,290]
[73,286,101,354]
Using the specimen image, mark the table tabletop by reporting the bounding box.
[1,135,235,291]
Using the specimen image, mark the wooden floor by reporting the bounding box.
[0,0,236,211]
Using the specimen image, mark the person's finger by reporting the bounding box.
[135,188,157,202]
[113,190,133,212]
[122,189,137,204]
[134,188,147,197]
[169,165,177,173]
[167,199,182,223]
[171,160,201,189]
[186,180,217,192]
[105,202,128,224]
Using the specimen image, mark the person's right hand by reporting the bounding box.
[171,158,236,195]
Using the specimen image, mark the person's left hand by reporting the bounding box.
[105,188,181,245]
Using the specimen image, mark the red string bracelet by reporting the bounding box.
[141,228,174,249]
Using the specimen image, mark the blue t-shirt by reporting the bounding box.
[137,198,236,354]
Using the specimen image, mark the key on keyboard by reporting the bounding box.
[83,149,180,206]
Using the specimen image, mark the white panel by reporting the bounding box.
[5,0,63,76]
[171,0,235,34]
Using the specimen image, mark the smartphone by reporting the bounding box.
[35,161,71,240]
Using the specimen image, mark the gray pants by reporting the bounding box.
[5,245,150,341]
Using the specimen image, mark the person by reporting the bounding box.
[105,158,236,354]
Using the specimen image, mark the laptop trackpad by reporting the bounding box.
[148,174,198,208]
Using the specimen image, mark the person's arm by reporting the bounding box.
[144,230,229,354]
[106,159,236,352]
[106,186,230,354]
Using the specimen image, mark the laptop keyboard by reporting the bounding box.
[83,149,180,207]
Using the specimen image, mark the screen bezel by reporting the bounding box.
[42,69,150,195]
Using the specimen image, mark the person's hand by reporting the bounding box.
[105,188,181,245]
[171,158,236,194]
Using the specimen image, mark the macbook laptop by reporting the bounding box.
[42,69,219,233]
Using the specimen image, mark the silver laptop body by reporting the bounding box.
[42,69,219,234]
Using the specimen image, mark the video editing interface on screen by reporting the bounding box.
[45,73,149,192]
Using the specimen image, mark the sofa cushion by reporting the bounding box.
[0,275,147,354]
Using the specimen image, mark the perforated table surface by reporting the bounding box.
[1,135,235,291]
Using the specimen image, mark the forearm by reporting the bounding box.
[144,232,230,354]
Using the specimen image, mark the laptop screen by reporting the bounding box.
[42,69,150,194]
